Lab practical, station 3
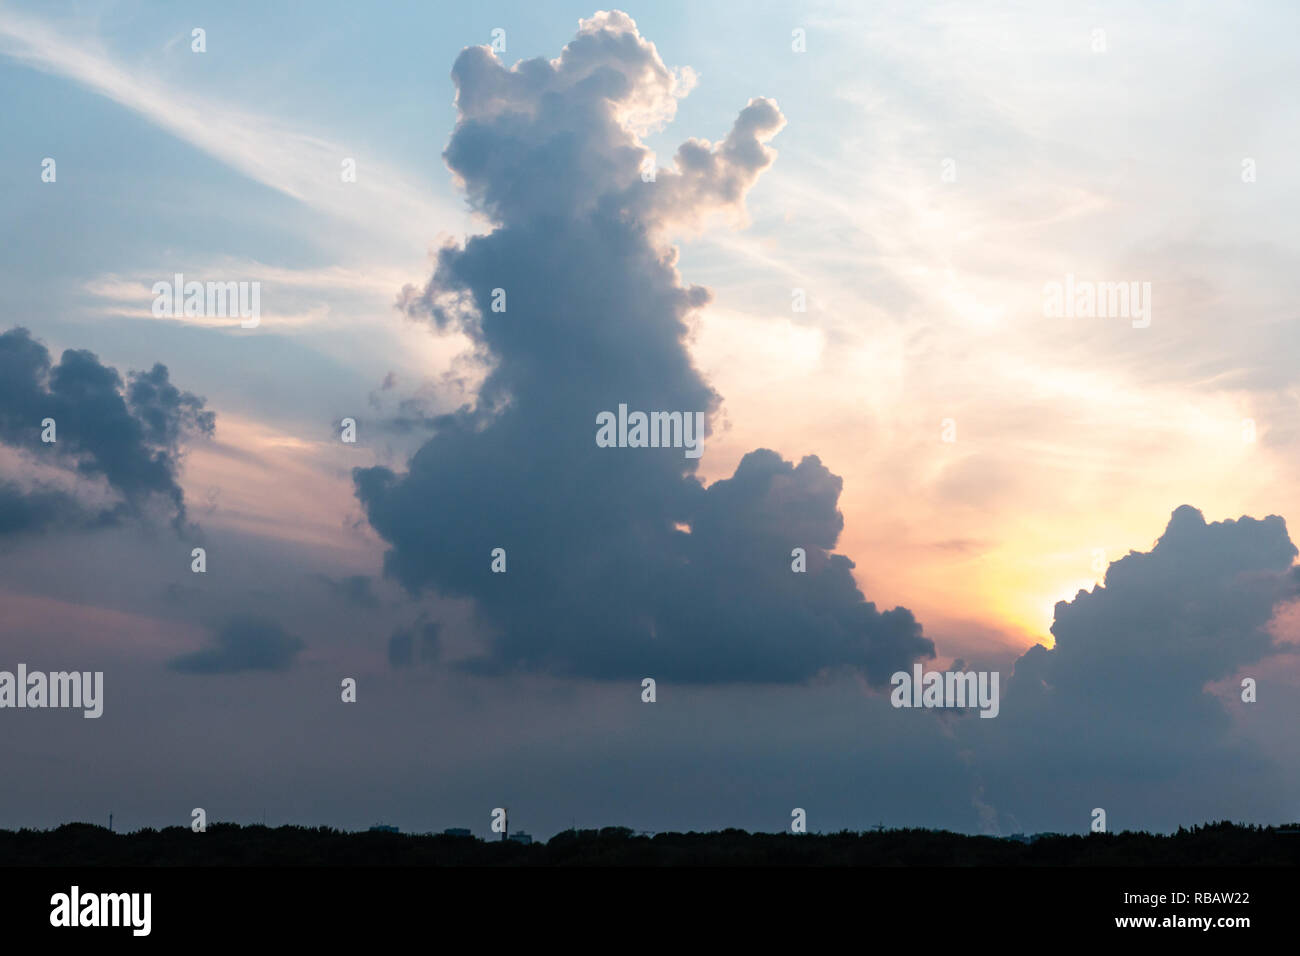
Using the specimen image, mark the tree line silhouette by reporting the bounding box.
[1,821,1297,865]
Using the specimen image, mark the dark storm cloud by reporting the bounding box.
[356,12,932,684]
[0,326,213,531]
[1029,505,1299,700]
[168,615,305,674]
[969,505,1300,830]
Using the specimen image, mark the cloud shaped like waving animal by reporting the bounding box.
[357,12,932,684]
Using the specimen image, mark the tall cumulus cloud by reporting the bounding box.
[356,12,932,684]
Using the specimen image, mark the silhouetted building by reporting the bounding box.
[443,828,473,838]
[508,830,533,845]
[368,824,398,833]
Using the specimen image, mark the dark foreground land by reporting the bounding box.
[2,821,1298,866]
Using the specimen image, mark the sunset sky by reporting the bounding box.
[2,0,1299,837]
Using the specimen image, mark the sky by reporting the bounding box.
[1,0,1299,838]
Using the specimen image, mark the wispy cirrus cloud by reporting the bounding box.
[0,6,457,249]
[81,262,418,331]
